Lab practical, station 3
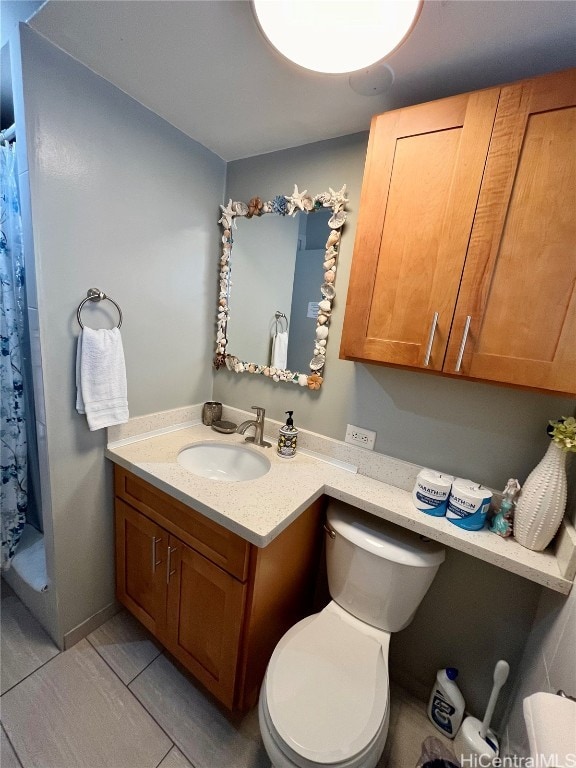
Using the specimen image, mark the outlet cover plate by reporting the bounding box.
[345,424,376,451]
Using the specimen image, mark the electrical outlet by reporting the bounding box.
[345,424,376,450]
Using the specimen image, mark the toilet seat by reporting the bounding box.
[264,609,389,765]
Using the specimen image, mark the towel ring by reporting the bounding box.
[77,288,123,330]
[274,310,288,334]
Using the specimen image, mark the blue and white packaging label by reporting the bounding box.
[430,690,456,735]
[412,470,454,517]
[446,479,492,531]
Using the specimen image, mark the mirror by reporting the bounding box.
[213,185,348,390]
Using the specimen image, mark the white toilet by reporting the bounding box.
[259,500,445,768]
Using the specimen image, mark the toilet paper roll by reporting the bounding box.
[446,483,493,531]
[412,470,454,517]
[452,477,482,492]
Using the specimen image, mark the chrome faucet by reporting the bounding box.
[236,406,272,448]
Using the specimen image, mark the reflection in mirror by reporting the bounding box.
[214,186,348,390]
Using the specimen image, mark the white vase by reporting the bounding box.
[514,441,568,551]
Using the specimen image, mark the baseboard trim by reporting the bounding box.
[63,600,121,650]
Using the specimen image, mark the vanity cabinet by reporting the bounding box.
[114,466,323,711]
[340,68,576,396]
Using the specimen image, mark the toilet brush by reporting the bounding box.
[454,660,510,764]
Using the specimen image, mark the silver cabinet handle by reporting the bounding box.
[166,545,177,584]
[151,537,162,572]
[423,312,439,367]
[455,315,472,372]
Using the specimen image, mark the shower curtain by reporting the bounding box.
[1,140,27,569]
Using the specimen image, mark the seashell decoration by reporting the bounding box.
[307,374,323,390]
[321,283,336,300]
[233,201,249,216]
[219,199,237,230]
[285,185,309,216]
[326,230,340,248]
[328,185,349,211]
[328,210,347,229]
[246,197,264,218]
[214,184,346,384]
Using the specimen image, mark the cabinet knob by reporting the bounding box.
[455,315,472,372]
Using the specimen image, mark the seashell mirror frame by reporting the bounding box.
[213,185,348,390]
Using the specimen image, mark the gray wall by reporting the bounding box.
[17,25,224,645]
[389,548,540,730]
[501,583,575,756]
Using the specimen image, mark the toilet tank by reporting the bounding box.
[326,500,445,632]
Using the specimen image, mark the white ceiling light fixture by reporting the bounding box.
[252,0,422,75]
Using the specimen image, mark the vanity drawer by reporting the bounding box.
[114,466,250,581]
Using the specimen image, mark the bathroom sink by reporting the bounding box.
[177,442,271,482]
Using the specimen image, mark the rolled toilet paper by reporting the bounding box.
[446,480,492,531]
[412,470,454,517]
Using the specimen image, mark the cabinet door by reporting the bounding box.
[340,88,500,369]
[445,69,576,395]
[115,499,167,635]
[165,536,246,709]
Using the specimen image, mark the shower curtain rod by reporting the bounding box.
[1,124,16,142]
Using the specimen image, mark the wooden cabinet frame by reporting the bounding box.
[341,68,576,396]
[114,466,323,711]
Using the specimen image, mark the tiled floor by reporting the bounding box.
[1,580,458,768]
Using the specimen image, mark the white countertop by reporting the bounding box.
[105,420,574,594]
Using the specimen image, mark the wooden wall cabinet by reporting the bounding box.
[114,466,323,711]
[340,68,576,396]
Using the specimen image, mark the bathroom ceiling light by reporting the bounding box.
[252,0,422,75]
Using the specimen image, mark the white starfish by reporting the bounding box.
[218,199,237,230]
[286,184,308,217]
[329,185,349,212]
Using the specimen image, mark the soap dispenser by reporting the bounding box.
[277,411,298,459]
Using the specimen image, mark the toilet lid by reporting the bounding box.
[266,611,388,764]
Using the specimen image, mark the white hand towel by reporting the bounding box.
[272,331,288,369]
[76,331,85,413]
[76,327,129,431]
